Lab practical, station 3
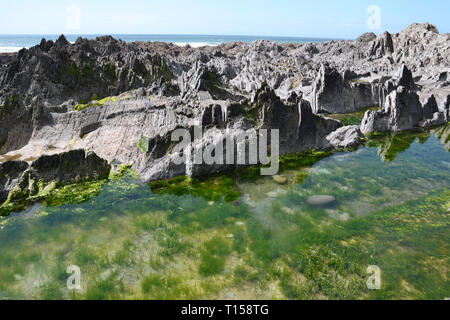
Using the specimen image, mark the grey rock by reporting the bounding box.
[392,63,416,91]
[418,112,447,128]
[312,63,356,114]
[361,86,423,133]
[0,149,110,205]
[441,95,450,119]
[321,125,365,149]
[312,64,384,114]
[357,33,377,43]
[27,149,110,185]
[306,195,336,206]
[368,31,394,57]
[422,94,439,119]
[272,175,288,185]
[0,161,29,203]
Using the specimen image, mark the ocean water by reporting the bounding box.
[0,34,336,53]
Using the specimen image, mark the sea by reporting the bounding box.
[0,34,336,53]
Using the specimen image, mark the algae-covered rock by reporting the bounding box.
[0,150,110,214]
[0,160,29,203]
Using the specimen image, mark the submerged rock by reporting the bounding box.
[272,175,288,185]
[306,195,336,206]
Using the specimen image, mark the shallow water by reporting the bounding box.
[0,127,449,300]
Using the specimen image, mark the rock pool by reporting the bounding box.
[0,126,448,300]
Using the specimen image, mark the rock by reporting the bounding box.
[27,149,110,185]
[272,175,288,185]
[0,161,29,203]
[322,125,365,149]
[357,32,377,43]
[368,31,394,57]
[351,81,383,110]
[343,70,359,82]
[441,95,450,119]
[312,63,356,114]
[312,64,382,114]
[326,210,350,221]
[306,195,336,206]
[361,86,424,133]
[422,95,439,119]
[418,112,447,128]
[392,64,416,91]
[266,191,278,198]
[1,150,110,205]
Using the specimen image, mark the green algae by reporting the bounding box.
[278,151,332,171]
[74,96,118,111]
[0,184,447,300]
[0,179,106,217]
[109,164,133,179]
[230,150,332,182]
[137,136,149,153]
[149,175,240,202]
[327,107,380,126]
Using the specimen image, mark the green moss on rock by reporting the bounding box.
[74,96,118,111]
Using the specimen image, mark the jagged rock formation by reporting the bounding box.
[312,63,357,113]
[0,35,178,153]
[0,22,449,198]
[133,85,342,181]
[361,65,449,133]
[311,63,387,114]
[361,87,423,133]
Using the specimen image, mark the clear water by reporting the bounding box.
[0,126,449,300]
[0,34,336,53]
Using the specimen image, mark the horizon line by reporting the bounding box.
[0,33,347,40]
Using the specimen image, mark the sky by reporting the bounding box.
[1,0,449,39]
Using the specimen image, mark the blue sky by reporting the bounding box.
[1,0,449,38]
